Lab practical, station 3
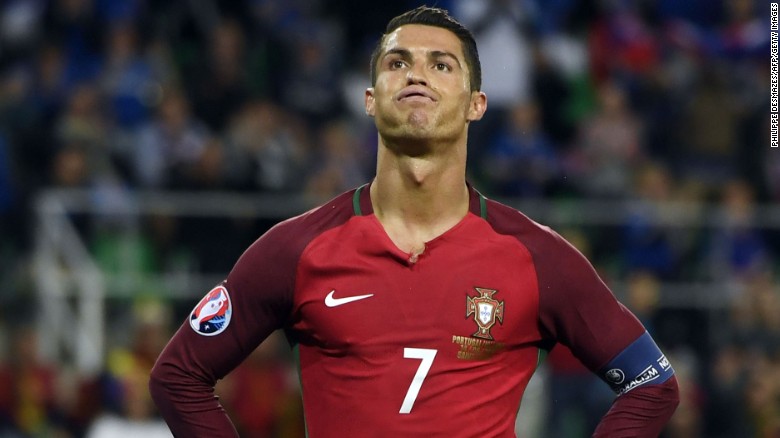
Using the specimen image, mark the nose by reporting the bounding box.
[406,62,428,86]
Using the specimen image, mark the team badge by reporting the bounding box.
[466,287,504,340]
[190,286,232,336]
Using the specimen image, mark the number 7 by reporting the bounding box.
[399,348,437,414]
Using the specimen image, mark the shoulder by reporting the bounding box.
[265,189,358,248]
[482,197,603,297]
[482,197,573,259]
[232,189,358,272]
[226,188,361,307]
[478,196,602,300]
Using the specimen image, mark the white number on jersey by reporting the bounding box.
[399,348,437,414]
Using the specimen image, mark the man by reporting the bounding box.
[149,6,679,437]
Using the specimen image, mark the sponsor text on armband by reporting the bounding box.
[599,332,675,395]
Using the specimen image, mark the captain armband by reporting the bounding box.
[598,331,675,395]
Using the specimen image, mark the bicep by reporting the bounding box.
[155,230,297,384]
[536,232,646,372]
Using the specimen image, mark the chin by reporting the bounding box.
[407,110,431,127]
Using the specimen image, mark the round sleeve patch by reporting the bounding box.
[189,285,232,336]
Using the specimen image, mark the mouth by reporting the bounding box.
[397,86,437,103]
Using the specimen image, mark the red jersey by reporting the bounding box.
[150,184,678,437]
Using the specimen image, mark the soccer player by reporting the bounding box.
[149,6,679,437]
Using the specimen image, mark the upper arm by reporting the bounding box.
[154,223,299,387]
[535,230,646,371]
[534,229,675,393]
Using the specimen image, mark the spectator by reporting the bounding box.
[705,341,753,437]
[86,368,172,438]
[41,0,103,87]
[0,132,17,246]
[304,119,371,202]
[99,20,162,130]
[705,179,770,283]
[621,162,676,278]
[187,18,251,132]
[742,345,780,438]
[479,100,559,197]
[132,88,210,189]
[530,40,578,148]
[567,79,644,198]
[279,20,346,129]
[452,0,535,155]
[87,301,173,438]
[50,144,90,188]
[0,326,69,436]
[54,83,120,185]
[178,137,230,191]
[225,100,310,192]
[624,270,661,333]
[587,0,660,87]
[677,65,740,188]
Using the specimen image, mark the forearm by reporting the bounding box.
[593,376,680,438]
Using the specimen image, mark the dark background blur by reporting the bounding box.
[0,0,775,437]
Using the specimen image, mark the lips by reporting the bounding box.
[397,86,437,102]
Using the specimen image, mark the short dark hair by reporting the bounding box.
[369,6,481,92]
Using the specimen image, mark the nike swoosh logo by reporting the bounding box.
[325,290,374,307]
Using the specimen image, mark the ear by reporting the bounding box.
[365,87,376,117]
[466,91,487,122]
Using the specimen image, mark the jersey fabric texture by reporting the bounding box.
[150,183,679,437]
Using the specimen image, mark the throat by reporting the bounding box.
[407,244,425,264]
[377,221,429,263]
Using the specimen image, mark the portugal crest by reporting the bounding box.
[466,287,504,340]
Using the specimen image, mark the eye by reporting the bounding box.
[389,59,406,70]
[434,62,452,72]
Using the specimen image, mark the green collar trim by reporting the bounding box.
[353,183,369,216]
[474,188,488,219]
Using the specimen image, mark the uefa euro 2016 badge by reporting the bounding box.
[190,285,232,336]
[465,287,504,340]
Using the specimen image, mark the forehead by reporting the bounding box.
[381,24,465,59]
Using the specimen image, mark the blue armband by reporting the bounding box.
[598,331,674,395]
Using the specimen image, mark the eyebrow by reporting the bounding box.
[430,50,462,68]
[383,48,463,68]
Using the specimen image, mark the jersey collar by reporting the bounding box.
[352,181,488,220]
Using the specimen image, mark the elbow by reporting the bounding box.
[647,375,681,420]
[148,353,216,408]
[148,356,187,409]
[148,357,190,417]
[148,360,170,405]
[667,375,681,412]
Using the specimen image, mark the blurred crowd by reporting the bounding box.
[0,0,776,437]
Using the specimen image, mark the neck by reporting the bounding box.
[369,136,469,254]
